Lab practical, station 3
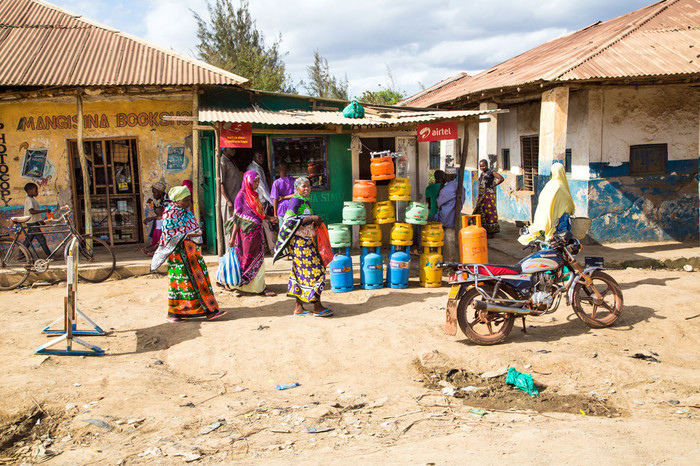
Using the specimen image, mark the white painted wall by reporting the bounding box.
[497,108,520,175]
[565,89,591,180]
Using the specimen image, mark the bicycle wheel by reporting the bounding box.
[65,235,116,283]
[0,239,33,290]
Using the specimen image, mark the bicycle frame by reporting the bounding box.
[2,209,84,263]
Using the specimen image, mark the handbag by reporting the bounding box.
[216,247,242,287]
[316,222,333,267]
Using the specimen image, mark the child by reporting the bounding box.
[141,204,164,256]
[23,182,52,257]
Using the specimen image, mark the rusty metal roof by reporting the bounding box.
[199,106,504,127]
[0,0,248,87]
[403,0,700,107]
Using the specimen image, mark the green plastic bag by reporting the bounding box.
[342,100,365,119]
[505,367,539,397]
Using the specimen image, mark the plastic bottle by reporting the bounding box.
[275,382,300,390]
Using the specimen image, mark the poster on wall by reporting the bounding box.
[220,122,252,148]
[166,146,186,170]
[21,149,47,178]
[416,121,458,142]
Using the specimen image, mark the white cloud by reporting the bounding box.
[142,0,207,57]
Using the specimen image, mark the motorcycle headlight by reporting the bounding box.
[567,239,581,255]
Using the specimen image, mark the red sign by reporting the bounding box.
[220,122,252,148]
[417,121,458,142]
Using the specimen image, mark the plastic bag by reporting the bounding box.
[505,367,539,397]
[342,100,365,119]
[216,247,242,287]
[316,222,333,267]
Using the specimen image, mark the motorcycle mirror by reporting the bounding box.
[519,227,529,235]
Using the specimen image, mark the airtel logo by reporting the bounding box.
[419,127,431,138]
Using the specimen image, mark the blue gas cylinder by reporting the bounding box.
[329,247,354,293]
[386,245,410,289]
[361,246,384,290]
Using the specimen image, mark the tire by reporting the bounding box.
[65,236,116,283]
[0,239,33,291]
[456,284,516,345]
[571,270,623,328]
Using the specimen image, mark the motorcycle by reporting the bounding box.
[438,230,623,345]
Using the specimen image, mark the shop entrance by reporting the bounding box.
[68,138,142,246]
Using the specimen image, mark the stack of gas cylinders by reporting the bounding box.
[328,150,448,292]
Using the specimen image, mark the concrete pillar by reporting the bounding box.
[479,101,498,167]
[538,86,569,176]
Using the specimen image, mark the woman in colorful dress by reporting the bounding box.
[273,177,333,317]
[151,186,226,323]
[224,170,277,296]
[473,159,504,238]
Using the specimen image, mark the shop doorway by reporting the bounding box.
[68,138,142,246]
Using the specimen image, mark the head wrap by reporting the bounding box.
[152,181,167,192]
[236,170,265,220]
[168,186,191,202]
[182,179,193,193]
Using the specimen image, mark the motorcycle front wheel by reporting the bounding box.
[571,270,623,328]
[456,284,516,345]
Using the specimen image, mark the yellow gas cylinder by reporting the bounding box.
[390,222,413,246]
[388,178,411,201]
[421,222,444,247]
[420,246,443,287]
[459,215,488,264]
[359,224,382,247]
[373,201,396,224]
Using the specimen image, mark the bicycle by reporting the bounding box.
[0,206,116,290]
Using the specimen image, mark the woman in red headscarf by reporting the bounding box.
[222,170,277,296]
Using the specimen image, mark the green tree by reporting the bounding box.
[303,51,348,100]
[193,0,295,93]
[356,65,406,105]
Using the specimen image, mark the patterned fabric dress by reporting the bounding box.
[273,195,326,303]
[474,169,500,234]
[152,204,219,319]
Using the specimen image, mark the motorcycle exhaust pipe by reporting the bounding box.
[473,300,532,315]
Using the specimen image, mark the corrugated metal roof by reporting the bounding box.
[403,0,700,107]
[199,106,504,127]
[0,0,248,87]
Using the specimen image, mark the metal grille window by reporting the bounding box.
[565,148,572,173]
[630,144,667,176]
[429,141,440,169]
[520,135,539,191]
[502,148,510,171]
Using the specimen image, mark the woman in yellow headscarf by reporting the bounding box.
[518,162,575,245]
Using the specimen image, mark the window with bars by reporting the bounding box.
[429,141,440,169]
[502,149,510,171]
[520,135,539,191]
[565,148,572,173]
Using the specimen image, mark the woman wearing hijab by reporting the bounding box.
[224,170,277,296]
[518,162,576,245]
[151,186,225,323]
[273,177,333,317]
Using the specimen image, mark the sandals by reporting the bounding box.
[262,288,277,297]
[166,316,184,323]
[294,310,311,316]
[206,310,227,320]
[216,282,236,292]
[313,308,334,318]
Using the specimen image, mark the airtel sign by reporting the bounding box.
[416,121,458,142]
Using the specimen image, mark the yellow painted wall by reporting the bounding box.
[0,94,194,243]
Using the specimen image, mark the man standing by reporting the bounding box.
[220,148,242,231]
[247,150,277,253]
[436,167,466,229]
[425,169,446,222]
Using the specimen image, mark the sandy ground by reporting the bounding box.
[1,267,699,465]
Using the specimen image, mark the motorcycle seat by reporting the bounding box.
[467,264,522,275]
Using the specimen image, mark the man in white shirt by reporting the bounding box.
[246,151,277,253]
[23,182,52,257]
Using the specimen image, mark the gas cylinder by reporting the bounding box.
[459,215,488,264]
[390,222,413,246]
[405,202,429,225]
[373,201,395,224]
[329,247,354,293]
[359,224,382,247]
[360,246,383,290]
[388,178,411,201]
[370,155,395,181]
[342,201,366,225]
[421,222,444,247]
[353,180,377,202]
[328,224,351,248]
[420,246,443,287]
[386,245,410,289]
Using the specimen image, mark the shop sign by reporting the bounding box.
[417,121,458,142]
[220,122,252,148]
[0,122,10,205]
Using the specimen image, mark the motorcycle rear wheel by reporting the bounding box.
[456,284,516,345]
[571,270,623,328]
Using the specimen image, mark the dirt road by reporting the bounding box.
[1,268,699,464]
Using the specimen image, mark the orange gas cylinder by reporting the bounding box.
[459,215,488,264]
[388,178,411,201]
[353,180,377,202]
[370,155,395,181]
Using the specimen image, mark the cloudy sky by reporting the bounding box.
[49,0,653,98]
